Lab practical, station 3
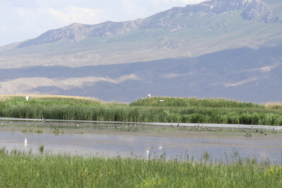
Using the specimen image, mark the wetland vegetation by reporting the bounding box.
[0,147,281,187]
[1,95,282,125]
[0,119,281,187]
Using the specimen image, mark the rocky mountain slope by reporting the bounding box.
[14,0,276,48]
[0,0,282,103]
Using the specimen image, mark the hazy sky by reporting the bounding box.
[0,0,205,46]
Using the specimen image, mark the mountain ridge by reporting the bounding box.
[14,0,278,49]
[1,0,282,102]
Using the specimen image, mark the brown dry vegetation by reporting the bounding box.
[0,94,97,100]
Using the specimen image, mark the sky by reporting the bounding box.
[0,0,205,46]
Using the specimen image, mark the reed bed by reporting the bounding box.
[0,148,280,187]
[1,95,282,125]
[0,95,101,108]
[132,97,282,110]
[131,97,260,108]
[2,104,282,125]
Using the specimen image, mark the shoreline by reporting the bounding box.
[0,117,281,131]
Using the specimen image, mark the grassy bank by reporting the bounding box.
[1,95,282,125]
[0,148,281,187]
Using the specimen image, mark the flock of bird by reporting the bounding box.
[66,122,277,137]
[166,124,275,136]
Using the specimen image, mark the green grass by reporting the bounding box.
[1,95,282,125]
[39,145,44,154]
[36,129,44,134]
[53,127,61,134]
[22,127,44,133]
[0,148,281,187]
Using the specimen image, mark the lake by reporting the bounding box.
[0,120,281,164]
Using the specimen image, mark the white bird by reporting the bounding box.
[24,138,27,145]
[26,96,30,101]
[146,150,150,159]
[147,94,151,98]
[159,100,164,102]
[159,146,163,150]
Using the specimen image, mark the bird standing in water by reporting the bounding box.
[42,115,46,123]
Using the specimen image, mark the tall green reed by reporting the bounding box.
[1,96,282,125]
[0,148,281,187]
[2,104,282,125]
[131,97,261,108]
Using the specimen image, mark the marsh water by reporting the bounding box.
[0,120,282,163]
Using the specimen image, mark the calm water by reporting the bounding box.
[0,120,282,163]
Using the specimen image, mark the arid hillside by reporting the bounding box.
[0,0,282,102]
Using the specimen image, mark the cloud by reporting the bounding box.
[179,0,207,3]
[0,25,8,31]
[44,6,104,25]
[122,0,136,15]
[16,6,104,27]
[151,0,206,5]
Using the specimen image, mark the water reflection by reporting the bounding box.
[0,121,281,164]
[24,138,27,146]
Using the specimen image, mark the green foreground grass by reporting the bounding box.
[0,148,281,188]
[1,95,282,125]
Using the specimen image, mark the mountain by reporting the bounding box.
[0,0,282,103]
[15,0,271,48]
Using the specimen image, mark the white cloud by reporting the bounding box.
[151,0,206,5]
[15,6,104,27]
[0,25,8,31]
[122,0,136,15]
[179,0,207,3]
[44,6,104,25]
